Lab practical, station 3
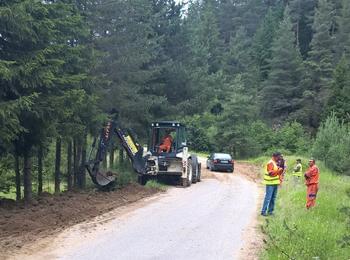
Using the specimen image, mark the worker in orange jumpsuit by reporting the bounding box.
[304,158,320,209]
[158,130,173,153]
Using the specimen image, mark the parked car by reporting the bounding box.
[206,153,234,173]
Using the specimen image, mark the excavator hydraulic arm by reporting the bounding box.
[85,121,146,188]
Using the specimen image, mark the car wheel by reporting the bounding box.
[197,163,201,182]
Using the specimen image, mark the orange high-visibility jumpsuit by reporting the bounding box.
[305,165,319,209]
[159,135,173,153]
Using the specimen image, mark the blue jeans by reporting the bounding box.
[261,185,278,215]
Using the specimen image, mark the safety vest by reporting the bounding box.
[292,163,303,177]
[263,159,281,185]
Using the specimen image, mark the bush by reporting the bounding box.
[0,155,15,194]
[183,113,216,152]
[312,114,350,175]
[145,180,167,191]
[274,122,309,154]
[244,121,309,157]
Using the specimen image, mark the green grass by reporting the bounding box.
[0,181,68,200]
[144,179,168,191]
[190,150,209,158]
[250,156,350,259]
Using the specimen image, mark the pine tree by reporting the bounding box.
[326,56,350,122]
[261,6,304,121]
[336,0,350,59]
[298,0,335,130]
[307,0,335,90]
[252,7,284,81]
[225,27,252,76]
[190,0,224,74]
[289,0,317,57]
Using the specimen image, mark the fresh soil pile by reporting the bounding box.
[234,161,262,182]
[0,184,160,258]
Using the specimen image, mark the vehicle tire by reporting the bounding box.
[182,159,192,187]
[138,175,148,185]
[197,163,201,182]
[191,156,199,184]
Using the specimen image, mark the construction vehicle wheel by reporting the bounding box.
[182,159,192,187]
[191,156,199,184]
[197,163,201,182]
[138,175,148,185]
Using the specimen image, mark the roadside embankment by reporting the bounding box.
[0,183,161,259]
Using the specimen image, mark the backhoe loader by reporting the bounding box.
[85,121,201,189]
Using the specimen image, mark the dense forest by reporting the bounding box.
[1,0,349,201]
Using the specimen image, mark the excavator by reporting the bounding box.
[85,121,201,189]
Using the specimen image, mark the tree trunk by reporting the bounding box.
[73,138,79,187]
[119,148,124,164]
[23,152,32,203]
[67,140,73,190]
[54,137,61,193]
[37,146,43,195]
[103,151,107,169]
[75,139,82,188]
[15,153,21,201]
[110,148,114,168]
[78,134,87,189]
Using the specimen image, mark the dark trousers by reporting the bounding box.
[261,184,278,215]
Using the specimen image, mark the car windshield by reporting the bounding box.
[214,153,231,160]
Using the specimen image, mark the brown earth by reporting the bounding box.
[0,183,160,259]
[235,162,265,260]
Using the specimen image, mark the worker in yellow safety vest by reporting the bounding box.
[292,159,303,184]
[261,152,283,216]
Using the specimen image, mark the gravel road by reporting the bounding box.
[19,163,260,260]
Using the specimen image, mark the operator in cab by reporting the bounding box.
[158,129,173,153]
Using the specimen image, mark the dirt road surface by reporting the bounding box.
[12,160,263,260]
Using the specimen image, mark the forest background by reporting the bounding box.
[1,0,350,201]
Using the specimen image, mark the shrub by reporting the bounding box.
[312,114,350,175]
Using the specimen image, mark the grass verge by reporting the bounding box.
[249,155,350,259]
[145,180,168,191]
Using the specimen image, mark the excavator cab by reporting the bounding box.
[149,121,187,156]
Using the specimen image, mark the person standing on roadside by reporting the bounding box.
[261,152,283,216]
[277,154,287,185]
[292,159,303,184]
[304,158,320,209]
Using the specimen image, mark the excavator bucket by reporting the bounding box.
[92,166,116,188]
[85,122,117,189]
[85,158,116,189]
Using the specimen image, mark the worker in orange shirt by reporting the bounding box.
[304,158,320,209]
[158,129,173,153]
[261,152,283,216]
